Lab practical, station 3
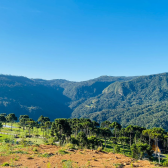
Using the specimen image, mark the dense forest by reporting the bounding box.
[1,73,168,130]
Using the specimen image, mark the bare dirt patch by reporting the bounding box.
[0,145,157,168]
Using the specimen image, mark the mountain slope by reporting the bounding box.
[2,73,168,130]
[0,75,72,120]
[0,75,135,120]
[71,73,168,130]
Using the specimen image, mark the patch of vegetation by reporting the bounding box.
[114,163,124,168]
[27,155,34,159]
[1,162,10,167]
[32,147,38,153]
[58,149,69,155]
[61,159,67,163]
[41,153,54,158]
[14,156,19,161]
[13,150,28,154]
[62,160,73,168]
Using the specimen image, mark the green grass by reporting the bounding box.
[1,123,48,138]
[0,134,13,142]
[25,137,44,145]
[13,150,28,154]
[102,140,131,157]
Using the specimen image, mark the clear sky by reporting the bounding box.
[0,0,168,81]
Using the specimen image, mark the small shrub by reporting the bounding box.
[20,138,28,147]
[62,159,67,163]
[33,147,38,152]
[62,160,73,168]
[47,162,51,168]
[42,153,54,158]
[10,158,14,167]
[114,163,124,168]
[64,143,76,150]
[87,161,90,166]
[27,155,34,159]
[92,157,98,161]
[4,138,10,143]
[70,136,79,145]
[2,162,10,166]
[47,138,57,145]
[162,161,168,167]
[114,145,120,153]
[97,146,103,152]
[58,149,68,155]
[14,157,19,161]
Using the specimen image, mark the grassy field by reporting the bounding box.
[1,122,50,137]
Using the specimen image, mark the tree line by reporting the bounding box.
[1,113,168,161]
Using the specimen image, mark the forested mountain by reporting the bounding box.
[72,73,168,130]
[0,75,72,120]
[1,73,168,130]
[0,74,134,120]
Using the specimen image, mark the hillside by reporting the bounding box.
[2,73,168,130]
[0,74,134,120]
[71,73,168,130]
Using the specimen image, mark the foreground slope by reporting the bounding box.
[0,145,156,168]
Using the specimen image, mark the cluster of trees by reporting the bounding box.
[85,101,168,131]
[2,113,168,160]
[0,113,17,130]
[50,119,167,160]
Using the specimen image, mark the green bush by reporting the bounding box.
[58,149,69,155]
[33,147,38,153]
[20,138,28,147]
[162,161,168,167]
[70,136,78,145]
[2,162,10,166]
[62,160,73,168]
[114,163,124,168]
[41,153,54,158]
[114,145,120,153]
[64,143,76,150]
[97,146,103,152]
[27,156,34,159]
[131,143,153,160]
[62,159,67,163]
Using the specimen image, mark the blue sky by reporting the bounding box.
[0,0,168,81]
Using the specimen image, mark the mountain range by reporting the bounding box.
[1,73,168,130]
